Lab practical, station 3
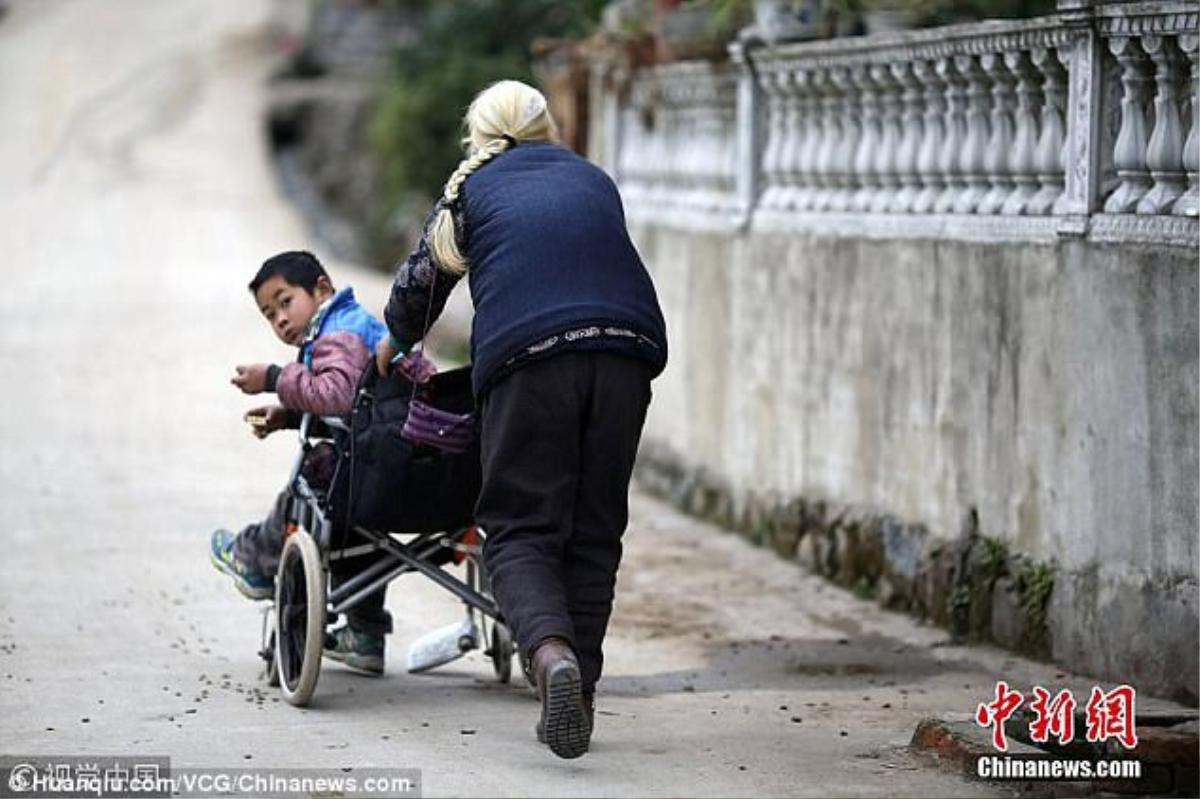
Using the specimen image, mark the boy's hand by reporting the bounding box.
[232,363,269,394]
[244,405,288,439]
[375,337,398,376]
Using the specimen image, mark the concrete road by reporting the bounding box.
[0,2,1123,796]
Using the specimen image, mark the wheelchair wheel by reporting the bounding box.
[275,529,325,706]
[490,621,513,684]
[259,607,280,688]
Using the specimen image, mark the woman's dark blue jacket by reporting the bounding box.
[384,141,667,398]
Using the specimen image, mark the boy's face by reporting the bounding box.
[254,275,334,347]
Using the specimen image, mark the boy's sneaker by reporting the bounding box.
[324,626,385,676]
[209,529,274,601]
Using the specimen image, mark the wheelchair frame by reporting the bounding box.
[261,413,513,706]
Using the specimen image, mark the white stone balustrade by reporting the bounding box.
[604,1,1199,242]
[612,61,739,224]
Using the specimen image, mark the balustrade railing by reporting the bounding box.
[615,61,740,225]
[601,0,1198,244]
[1099,3,1198,218]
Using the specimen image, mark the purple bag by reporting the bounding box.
[402,399,475,454]
[397,266,477,454]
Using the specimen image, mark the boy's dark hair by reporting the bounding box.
[249,251,330,295]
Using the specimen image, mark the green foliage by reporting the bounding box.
[978,535,1010,586]
[370,0,605,207]
[947,582,972,638]
[949,0,1055,18]
[853,575,878,601]
[698,0,755,31]
[1016,560,1054,628]
[1014,558,1054,654]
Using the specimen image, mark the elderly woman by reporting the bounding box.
[376,79,667,759]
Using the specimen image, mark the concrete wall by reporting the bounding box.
[631,220,1199,702]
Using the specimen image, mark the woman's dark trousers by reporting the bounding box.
[477,351,652,694]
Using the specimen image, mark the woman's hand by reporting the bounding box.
[375,336,399,376]
[396,350,437,384]
[244,405,289,439]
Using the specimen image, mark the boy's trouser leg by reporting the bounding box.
[478,352,651,694]
[232,445,336,578]
[233,489,290,578]
[329,559,393,636]
[345,592,392,636]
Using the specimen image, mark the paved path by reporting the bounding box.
[0,2,1118,796]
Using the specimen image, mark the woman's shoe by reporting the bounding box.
[537,691,594,746]
[531,637,592,759]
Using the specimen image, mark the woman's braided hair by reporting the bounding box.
[430,80,559,275]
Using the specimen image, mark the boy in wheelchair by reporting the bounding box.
[210,250,427,676]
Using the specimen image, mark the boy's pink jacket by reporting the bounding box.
[275,331,370,417]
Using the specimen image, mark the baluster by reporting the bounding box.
[705,81,724,210]
[829,65,861,212]
[977,51,1016,214]
[760,66,787,210]
[890,60,925,213]
[1001,50,1041,215]
[953,54,992,214]
[912,59,945,214]
[655,95,673,206]
[654,83,673,208]
[1103,36,1153,213]
[665,85,683,207]
[637,79,655,204]
[805,67,830,211]
[705,80,727,210]
[715,86,734,208]
[819,66,849,211]
[617,105,639,202]
[934,57,966,213]
[791,67,822,211]
[852,62,881,212]
[870,63,902,213]
[675,90,694,209]
[687,85,707,209]
[618,79,645,203]
[674,86,693,207]
[782,67,809,210]
[634,101,656,205]
[1052,45,1078,214]
[732,43,760,222]
[645,79,665,202]
[695,88,716,210]
[1136,34,1187,214]
[641,81,662,206]
[1028,45,1066,215]
[1174,33,1199,217]
[810,67,838,211]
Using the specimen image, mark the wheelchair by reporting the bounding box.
[258,365,514,706]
